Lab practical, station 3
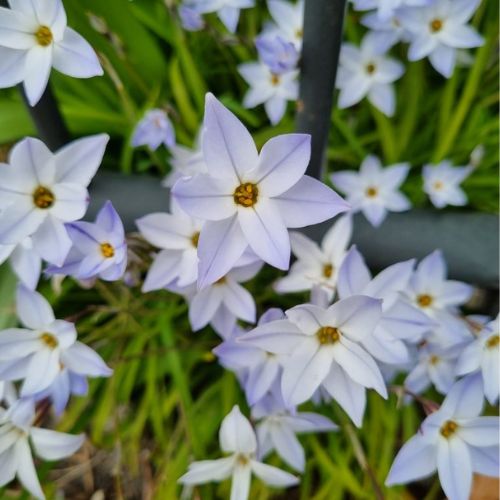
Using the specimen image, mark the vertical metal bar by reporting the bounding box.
[296,0,347,179]
[0,0,70,150]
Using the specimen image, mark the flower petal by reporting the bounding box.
[197,215,248,289]
[437,438,472,500]
[251,460,299,487]
[273,175,350,228]
[16,285,54,329]
[23,45,53,106]
[203,93,259,182]
[219,405,257,454]
[52,27,103,77]
[60,341,112,377]
[31,214,72,266]
[178,457,235,484]
[238,199,290,270]
[30,428,84,460]
[15,438,45,500]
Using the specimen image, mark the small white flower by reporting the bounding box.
[186,0,255,33]
[179,405,298,499]
[0,397,85,500]
[136,201,203,291]
[0,0,103,105]
[331,155,411,227]
[238,61,299,125]
[266,0,304,50]
[274,215,352,299]
[400,0,484,77]
[253,390,337,472]
[456,316,499,405]
[0,286,112,397]
[422,160,473,208]
[336,35,405,116]
[351,0,433,21]
[240,296,387,426]
[387,375,500,500]
[131,109,175,151]
[404,250,474,346]
[0,134,109,266]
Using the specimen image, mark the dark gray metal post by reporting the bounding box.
[296,0,347,179]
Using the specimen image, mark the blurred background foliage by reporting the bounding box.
[0,0,498,499]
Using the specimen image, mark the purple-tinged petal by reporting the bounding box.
[336,246,371,299]
[16,285,55,329]
[31,215,72,266]
[61,341,112,377]
[273,175,350,228]
[437,438,472,500]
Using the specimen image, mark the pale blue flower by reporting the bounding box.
[331,155,411,227]
[387,375,499,500]
[0,0,103,106]
[179,405,298,499]
[240,296,387,426]
[422,160,473,208]
[0,134,109,266]
[186,0,255,33]
[0,286,112,398]
[255,34,299,74]
[265,0,304,50]
[172,93,349,288]
[238,61,299,124]
[253,388,337,472]
[132,109,175,151]
[351,0,433,21]
[0,396,84,500]
[361,9,411,53]
[336,35,405,116]
[179,5,205,31]
[274,215,353,299]
[399,0,484,77]
[456,315,499,405]
[46,201,127,282]
[403,250,474,346]
[337,246,435,365]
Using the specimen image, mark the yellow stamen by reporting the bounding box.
[429,354,440,365]
[417,294,433,308]
[440,420,458,438]
[33,186,55,209]
[234,183,258,208]
[365,186,378,198]
[100,242,115,258]
[270,73,281,86]
[237,454,250,465]
[430,19,443,33]
[317,326,341,345]
[295,28,303,39]
[191,232,200,248]
[433,181,444,190]
[215,276,226,286]
[323,263,333,279]
[486,335,499,349]
[40,332,58,349]
[35,25,53,47]
[366,63,376,74]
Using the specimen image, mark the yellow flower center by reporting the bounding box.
[33,186,55,209]
[191,231,200,248]
[430,19,443,33]
[215,276,226,286]
[365,186,378,198]
[486,334,500,349]
[40,332,58,349]
[365,63,376,75]
[100,242,115,258]
[317,326,341,345]
[271,73,281,86]
[429,354,440,365]
[237,454,250,466]
[433,181,444,190]
[323,263,334,279]
[35,25,53,47]
[295,28,303,39]
[234,183,259,208]
[440,420,458,438]
[417,294,433,308]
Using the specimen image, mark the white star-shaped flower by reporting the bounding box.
[179,405,298,499]
[331,155,411,226]
[336,35,405,116]
[0,0,103,105]
[399,0,484,77]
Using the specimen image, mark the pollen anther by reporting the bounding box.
[100,242,115,258]
[234,183,258,208]
[417,294,433,307]
[33,186,55,209]
[486,335,499,349]
[430,19,443,32]
[40,332,58,349]
[440,420,458,438]
[323,263,333,279]
[191,232,200,248]
[365,186,378,197]
[317,326,341,345]
[35,25,53,46]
